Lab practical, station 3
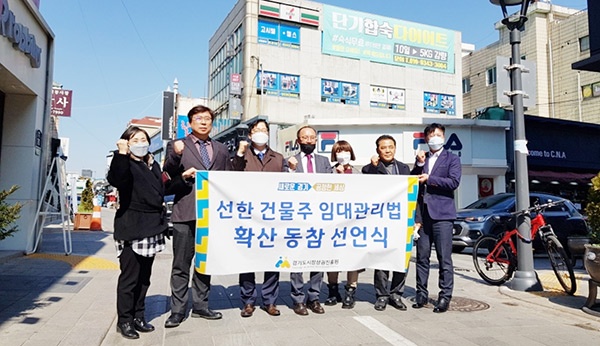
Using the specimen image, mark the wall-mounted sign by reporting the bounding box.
[230,73,242,95]
[51,89,73,117]
[321,79,359,105]
[0,0,42,68]
[369,85,405,110]
[423,91,456,115]
[322,5,454,74]
[258,19,300,49]
[257,71,300,98]
[259,0,319,26]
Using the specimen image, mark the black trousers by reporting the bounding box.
[117,245,155,323]
[373,269,406,299]
[415,206,454,300]
[169,221,211,313]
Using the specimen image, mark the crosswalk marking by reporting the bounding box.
[354,316,417,346]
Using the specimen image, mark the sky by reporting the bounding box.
[39,0,588,179]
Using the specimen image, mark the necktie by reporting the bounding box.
[258,152,264,161]
[198,140,211,168]
[306,154,314,173]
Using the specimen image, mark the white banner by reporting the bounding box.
[194,171,419,275]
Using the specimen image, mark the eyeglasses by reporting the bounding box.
[192,116,212,123]
[300,136,317,141]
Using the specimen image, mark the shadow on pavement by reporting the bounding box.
[0,227,114,327]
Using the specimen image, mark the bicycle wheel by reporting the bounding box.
[544,235,577,295]
[472,235,516,285]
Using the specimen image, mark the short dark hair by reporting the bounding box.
[330,140,356,161]
[296,125,317,139]
[120,126,150,145]
[249,119,270,133]
[187,105,215,123]
[375,134,396,148]
[424,123,445,137]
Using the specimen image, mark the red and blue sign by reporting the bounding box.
[318,131,339,153]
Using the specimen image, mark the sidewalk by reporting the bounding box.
[1,207,600,345]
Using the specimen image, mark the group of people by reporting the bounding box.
[106,104,461,340]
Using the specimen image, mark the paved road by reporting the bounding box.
[1,208,600,345]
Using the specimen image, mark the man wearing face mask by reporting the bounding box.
[232,119,286,318]
[362,135,415,312]
[285,125,333,315]
[411,123,461,313]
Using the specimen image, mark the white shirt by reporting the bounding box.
[427,148,443,174]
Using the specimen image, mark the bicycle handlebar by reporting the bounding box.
[510,199,566,216]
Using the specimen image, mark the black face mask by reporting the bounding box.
[300,143,315,155]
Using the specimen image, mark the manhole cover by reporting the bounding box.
[409,296,490,312]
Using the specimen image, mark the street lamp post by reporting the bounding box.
[489,0,542,292]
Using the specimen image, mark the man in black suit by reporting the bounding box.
[285,125,333,315]
[362,135,413,312]
[163,105,232,328]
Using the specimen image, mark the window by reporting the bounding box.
[580,35,590,52]
[462,78,471,94]
[486,67,497,86]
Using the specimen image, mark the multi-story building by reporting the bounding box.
[463,2,596,122]
[463,2,600,207]
[207,0,514,208]
[1,0,55,252]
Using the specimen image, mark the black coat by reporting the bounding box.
[107,152,166,241]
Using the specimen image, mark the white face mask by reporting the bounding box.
[427,136,445,152]
[251,132,269,145]
[129,143,149,157]
[336,151,351,165]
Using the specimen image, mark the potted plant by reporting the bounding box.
[584,172,600,282]
[1,185,23,241]
[74,179,94,230]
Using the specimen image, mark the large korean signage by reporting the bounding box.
[51,89,73,117]
[193,171,419,275]
[322,5,455,74]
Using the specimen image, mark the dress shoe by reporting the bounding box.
[307,300,325,314]
[116,322,140,339]
[293,303,308,316]
[240,304,255,318]
[133,318,155,332]
[433,297,450,313]
[192,308,223,320]
[374,297,388,311]
[412,295,428,309]
[261,304,281,316]
[164,313,185,328]
[389,297,407,311]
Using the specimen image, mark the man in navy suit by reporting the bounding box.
[285,125,333,315]
[163,105,232,327]
[411,123,461,313]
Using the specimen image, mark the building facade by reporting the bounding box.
[463,2,599,208]
[0,0,55,251]
[206,0,511,208]
[463,2,598,123]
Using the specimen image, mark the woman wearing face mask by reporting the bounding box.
[107,126,169,339]
[324,140,362,309]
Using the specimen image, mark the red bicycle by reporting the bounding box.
[472,200,576,295]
